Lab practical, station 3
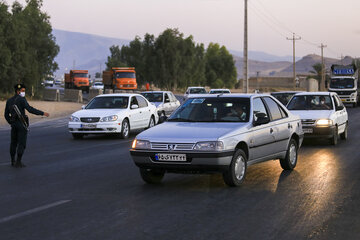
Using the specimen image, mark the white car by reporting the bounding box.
[141,91,181,118]
[92,82,104,90]
[130,94,304,186]
[68,94,158,139]
[184,87,207,99]
[209,89,231,94]
[287,92,348,145]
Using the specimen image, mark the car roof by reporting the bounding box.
[187,86,205,89]
[96,93,141,97]
[271,91,303,94]
[210,89,230,91]
[187,93,271,99]
[141,91,170,94]
[294,91,332,96]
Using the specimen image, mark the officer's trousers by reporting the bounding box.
[10,122,28,158]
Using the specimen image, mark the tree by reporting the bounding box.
[309,63,322,90]
[105,45,125,70]
[0,2,12,92]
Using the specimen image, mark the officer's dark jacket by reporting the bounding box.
[4,94,44,125]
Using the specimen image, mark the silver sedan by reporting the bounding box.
[130,94,304,187]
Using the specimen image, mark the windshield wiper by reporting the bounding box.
[167,118,194,122]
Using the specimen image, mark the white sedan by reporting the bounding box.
[68,93,159,139]
[91,82,104,90]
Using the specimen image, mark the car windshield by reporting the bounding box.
[86,97,129,109]
[189,88,207,94]
[115,72,136,78]
[168,97,250,122]
[73,73,88,78]
[330,78,354,89]
[287,95,333,110]
[141,93,163,102]
[210,90,230,94]
[271,93,296,105]
[94,82,103,86]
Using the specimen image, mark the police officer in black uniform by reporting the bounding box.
[4,84,50,167]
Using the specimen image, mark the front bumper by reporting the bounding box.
[68,121,122,133]
[339,97,357,103]
[130,150,234,173]
[302,125,335,139]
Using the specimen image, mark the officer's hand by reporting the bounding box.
[44,112,50,117]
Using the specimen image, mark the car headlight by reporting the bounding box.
[70,116,80,122]
[316,119,333,126]
[100,115,118,122]
[193,141,224,151]
[132,139,151,149]
[350,92,356,98]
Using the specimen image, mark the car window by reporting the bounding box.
[141,92,163,102]
[263,97,283,120]
[287,95,333,110]
[130,96,139,107]
[168,97,250,122]
[189,88,206,94]
[170,93,177,102]
[279,105,288,118]
[335,95,344,108]
[136,96,148,108]
[253,98,269,122]
[164,93,170,103]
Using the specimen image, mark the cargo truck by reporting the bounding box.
[328,64,359,107]
[64,70,90,93]
[103,67,137,90]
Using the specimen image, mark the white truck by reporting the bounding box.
[328,64,359,107]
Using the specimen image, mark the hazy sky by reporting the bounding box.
[5,0,360,59]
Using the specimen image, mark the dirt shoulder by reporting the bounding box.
[0,100,83,126]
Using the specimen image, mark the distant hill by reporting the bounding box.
[52,29,352,80]
[53,29,129,78]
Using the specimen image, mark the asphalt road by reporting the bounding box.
[0,108,359,240]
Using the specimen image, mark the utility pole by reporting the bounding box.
[319,43,327,91]
[287,33,301,89]
[243,0,248,93]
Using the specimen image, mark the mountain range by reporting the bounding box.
[52,29,353,79]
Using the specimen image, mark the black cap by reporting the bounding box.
[14,83,26,91]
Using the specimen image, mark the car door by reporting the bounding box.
[163,93,172,116]
[136,96,151,128]
[129,96,142,129]
[263,97,291,154]
[332,94,347,133]
[249,97,276,161]
[170,92,180,112]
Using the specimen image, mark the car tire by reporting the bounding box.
[147,116,155,129]
[72,133,84,140]
[329,126,338,145]
[223,149,247,187]
[340,123,348,140]
[280,138,298,170]
[139,168,165,184]
[120,119,130,139]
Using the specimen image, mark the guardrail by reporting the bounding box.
[43,89,60,101]
[63,89,83,103]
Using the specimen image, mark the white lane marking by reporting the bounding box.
[0,200,72,224]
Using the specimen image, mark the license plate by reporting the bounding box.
[341,99,346,102]
[302,128,313,134]
[81,124,96,128]
[155,153,187,162]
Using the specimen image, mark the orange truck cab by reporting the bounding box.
[103,67,137,90]
[64,70,90,92]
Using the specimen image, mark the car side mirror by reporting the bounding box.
[164,98,170,103]
[158,115,168,124]
[81,105,85,109]
[254,116,270,126]
[131,104,139,109]
[336,105,344,111]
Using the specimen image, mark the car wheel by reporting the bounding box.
[139,168,165,184]
[280,138,298,170]
[223,149,247,187]
[72,133,84,140]
[120,119,130,139]
[340,123,348,140]
[329,126,338,145]
[148,116,155,129]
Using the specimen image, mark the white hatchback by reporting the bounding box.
[287,92,348,145]
[68,94,158,139]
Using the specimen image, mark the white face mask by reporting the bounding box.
[20,92,25,97]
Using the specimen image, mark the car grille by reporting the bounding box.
[301,119,316,125]
[151,143,195,151]
[80,117,100,123]
[329,90,355,96]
